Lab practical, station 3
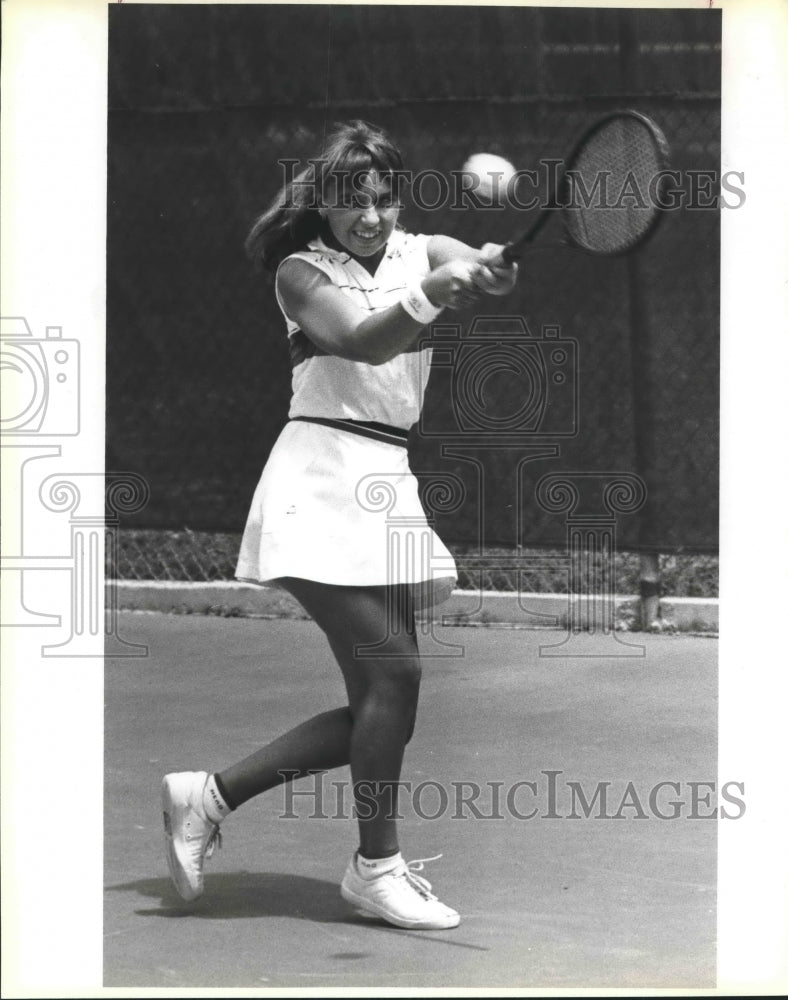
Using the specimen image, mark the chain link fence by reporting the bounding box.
[115,529,718,599]
[108,6,720,594]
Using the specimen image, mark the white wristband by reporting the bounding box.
[400,281,443,324]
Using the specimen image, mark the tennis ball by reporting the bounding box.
[461,153,517,200]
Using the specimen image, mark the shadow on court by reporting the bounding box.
[108,870,492,956]
[105,613,717,989]
[108,872,348,921]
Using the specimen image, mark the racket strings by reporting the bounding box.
[563,117,664,254]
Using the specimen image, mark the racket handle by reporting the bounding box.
[499,204,555,264]
[483,243,522,269]
[500,243,521,265]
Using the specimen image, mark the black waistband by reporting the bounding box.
[290,416,409,447]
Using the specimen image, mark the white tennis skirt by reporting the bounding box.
[235,420,457,610]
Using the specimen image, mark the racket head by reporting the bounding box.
[559,110,671,256]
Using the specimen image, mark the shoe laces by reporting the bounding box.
[204,825,222,859]
[398,854,444,901]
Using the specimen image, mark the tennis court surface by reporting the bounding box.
[105,612,717,989]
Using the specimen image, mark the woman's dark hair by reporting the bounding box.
[245,120,405,272]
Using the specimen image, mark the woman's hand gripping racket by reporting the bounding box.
[491,110,671,267]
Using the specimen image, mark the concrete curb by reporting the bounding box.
[110,581,718,633]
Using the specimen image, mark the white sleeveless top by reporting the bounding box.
[274,230,433,430]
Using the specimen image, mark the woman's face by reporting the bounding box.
[323,170,401,259]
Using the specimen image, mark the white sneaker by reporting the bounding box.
[340,853,460,929]
[162,771,222,901]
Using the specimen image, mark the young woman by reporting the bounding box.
[163,120,518,930]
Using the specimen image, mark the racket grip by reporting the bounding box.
[499,243,522,266]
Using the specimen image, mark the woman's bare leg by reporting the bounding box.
[216,580,420,858]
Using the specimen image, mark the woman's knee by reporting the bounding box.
[383,655,422,699]
[280,578,421,706]
[355,655,422,722]
[358,650,421,697]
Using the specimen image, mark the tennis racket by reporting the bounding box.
[496,110,671,264]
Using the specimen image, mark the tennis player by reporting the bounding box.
[163,120,518,930]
